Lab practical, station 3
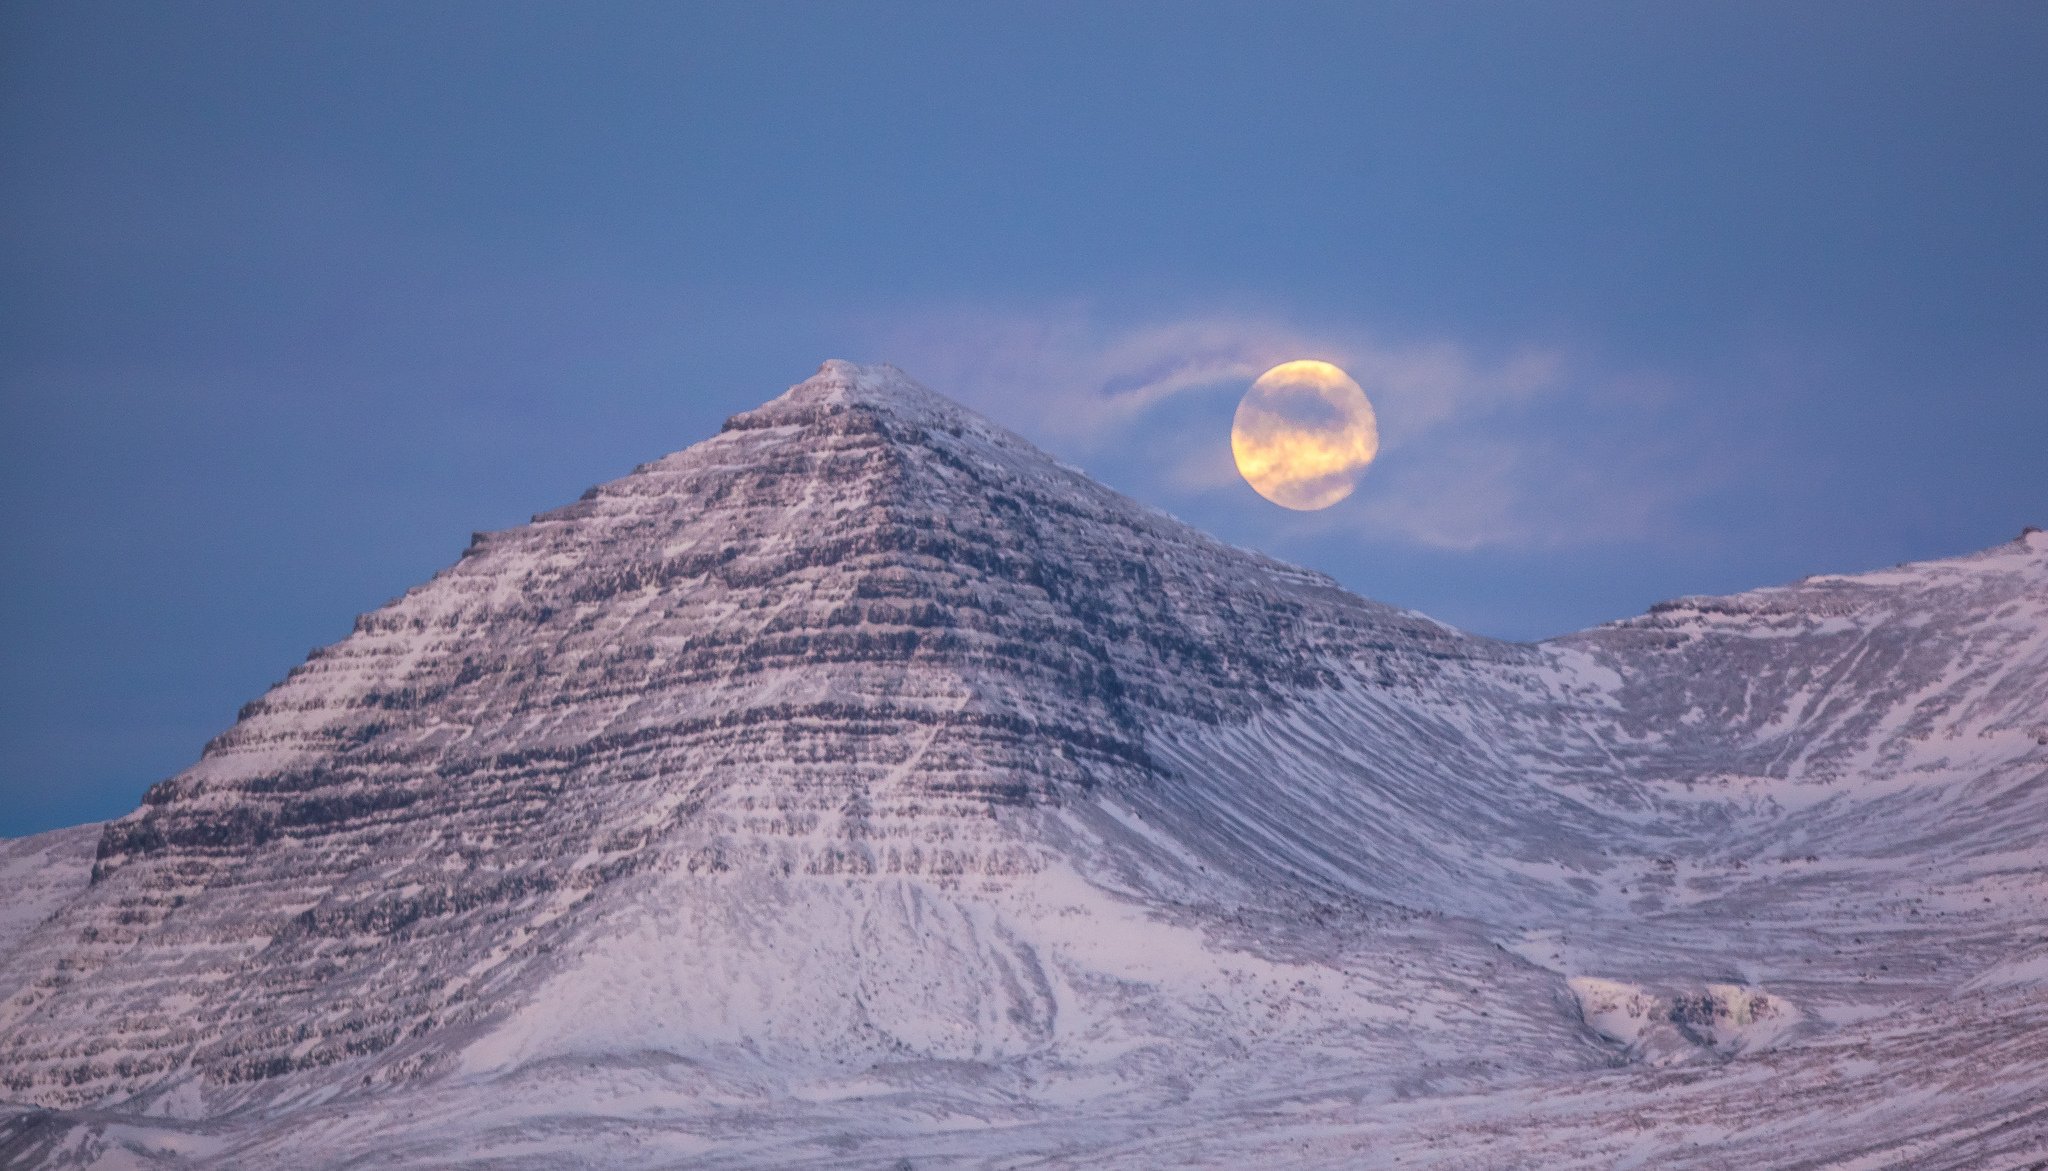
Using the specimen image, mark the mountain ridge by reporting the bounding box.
[1,361,2041,1169]
[1,361,1483,1107]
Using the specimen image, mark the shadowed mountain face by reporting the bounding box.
[1,363,2042,1169]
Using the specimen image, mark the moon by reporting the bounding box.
[1231,360,1380,510]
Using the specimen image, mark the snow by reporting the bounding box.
[1,362,2043,1168]
[0,823,98,967]
[1568,976,1662,1048]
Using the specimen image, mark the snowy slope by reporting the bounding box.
[0,363,2041,1169]
[0,826,97,967]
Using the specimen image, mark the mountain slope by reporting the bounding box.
[0,361,1508,1109]
[0,826,97,962]
[0,362,2041,1169]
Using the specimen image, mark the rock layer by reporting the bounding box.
[0,362,2042,1170]
[0,363,1478,1104]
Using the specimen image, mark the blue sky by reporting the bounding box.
[3,2,2044,835]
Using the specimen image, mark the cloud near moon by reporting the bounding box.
[1231,360,1380,510]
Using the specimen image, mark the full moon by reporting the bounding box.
[1231,360,1380,510]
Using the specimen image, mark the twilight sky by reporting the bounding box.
[3,2,2045,835]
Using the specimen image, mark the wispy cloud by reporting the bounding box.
[864,305,1316,444]
[860,303,1707,552]
[1328,430,1689,551]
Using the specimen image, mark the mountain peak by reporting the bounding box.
[784,358,923,408]
[1,364,2042,1162]
[808,357,915,396]
[0,359,1464,1107]
[723,359,980,436]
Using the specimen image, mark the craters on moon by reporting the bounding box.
[1230,360,1380,510]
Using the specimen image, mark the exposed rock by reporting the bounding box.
[0,362,2041,1169]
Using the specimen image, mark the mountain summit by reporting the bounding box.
[0,361,1470,1104]
[2,363,2043,1169]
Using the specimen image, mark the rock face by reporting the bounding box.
[0,362,2043,1169]
[0,362,1473,1104]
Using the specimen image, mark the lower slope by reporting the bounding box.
[8,977,2039,1170]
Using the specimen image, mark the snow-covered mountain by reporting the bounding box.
[2,361,2042,1169]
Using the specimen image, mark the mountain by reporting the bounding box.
[2,361,2043,1170]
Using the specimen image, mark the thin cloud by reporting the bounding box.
[866,305,1315,444]
[1336,433,1687,551]
[861,304,1706,552]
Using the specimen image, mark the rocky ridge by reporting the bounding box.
[0,362,1481,1105]
[0,362,2041,1169]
